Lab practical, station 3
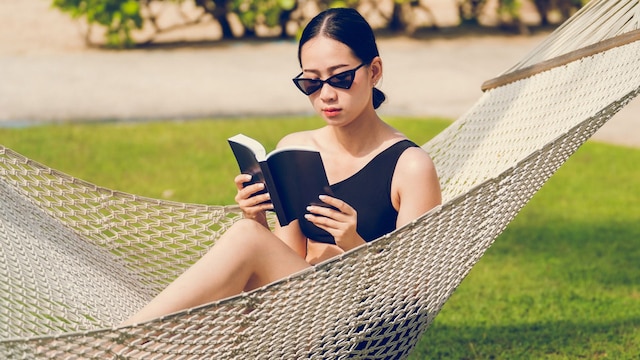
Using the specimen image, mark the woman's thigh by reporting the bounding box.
[217,219,311,291]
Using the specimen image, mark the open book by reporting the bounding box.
[228,134,335,238]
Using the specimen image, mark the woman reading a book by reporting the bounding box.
[122,7,441,326]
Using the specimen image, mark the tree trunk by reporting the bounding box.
[195,0,234,39]
[213,0,234,39]
[278,7,297,39]
[388,2,406,33]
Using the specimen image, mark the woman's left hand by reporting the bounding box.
[304,195,365,251]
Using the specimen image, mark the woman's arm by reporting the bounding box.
[392,147,442,228]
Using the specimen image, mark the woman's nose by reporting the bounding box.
[319,82,337,101]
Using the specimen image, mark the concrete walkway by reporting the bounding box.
[0,0,638,148]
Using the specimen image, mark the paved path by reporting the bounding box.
[0,0,638,148]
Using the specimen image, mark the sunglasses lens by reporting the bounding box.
[295,79,322,95]
[293,64,362,96]
[328,71,355,89]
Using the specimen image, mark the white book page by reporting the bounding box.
[266,145,319,160]
[228,133,267,161]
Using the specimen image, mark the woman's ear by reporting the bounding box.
[370,56,383,86]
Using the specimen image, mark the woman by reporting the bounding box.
[121,7,441,326]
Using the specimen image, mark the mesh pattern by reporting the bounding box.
[428,43,640,201]
[1,25,639,360]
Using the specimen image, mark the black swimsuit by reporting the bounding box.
[304,139,419,244]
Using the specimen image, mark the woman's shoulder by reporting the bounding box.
[277,130,321,149]
[395,142,437,176]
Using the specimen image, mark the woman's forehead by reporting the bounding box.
[299,36,357,69]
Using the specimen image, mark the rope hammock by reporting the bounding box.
[1,0,639,357]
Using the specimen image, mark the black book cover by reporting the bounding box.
[228,134,335,240]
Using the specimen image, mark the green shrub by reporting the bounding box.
[51,0,586,47]
[52,0,145,47]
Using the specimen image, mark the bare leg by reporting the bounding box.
[120,219,310,326]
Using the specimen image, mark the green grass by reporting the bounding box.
[1,117,638,358]
[0,116,446,204]
[411,140,640,359]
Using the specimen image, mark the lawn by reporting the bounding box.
[1,116,638,359]
[0,116,446,205]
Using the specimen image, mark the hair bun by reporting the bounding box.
[373,87,386,109]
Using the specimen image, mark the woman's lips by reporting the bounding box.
[323,108,341,117]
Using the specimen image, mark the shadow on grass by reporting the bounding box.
[410,214,640,359]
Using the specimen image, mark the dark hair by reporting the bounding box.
[298,8,386,109]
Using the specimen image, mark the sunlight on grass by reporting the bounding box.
[1,116,638,358]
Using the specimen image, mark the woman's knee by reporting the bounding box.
[219,219,271,247]
[231,218,271,235]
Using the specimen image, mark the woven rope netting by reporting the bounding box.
[1,0,639,358]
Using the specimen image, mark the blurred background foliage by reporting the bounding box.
[52,0,588,47]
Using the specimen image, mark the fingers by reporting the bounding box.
[304,212,340,230]
[237,194,273,218]
[234,174,252,190]
[305,198,358,247]
[235,184,271,205]
[234,174,265,200]
[305,195,356,226]
[234,174,272,214]
[241,191,271,207]
[306,195,364,250]
[309,195,352,216]
[235,182,266,200]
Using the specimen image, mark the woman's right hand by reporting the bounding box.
[234,174,273,222]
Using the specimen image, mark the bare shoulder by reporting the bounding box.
[393,144,442,223]
[277,130,319,148]
[396,145,437,176]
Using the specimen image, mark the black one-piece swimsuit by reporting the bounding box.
[304,139,419,244]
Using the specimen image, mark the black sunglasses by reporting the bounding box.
[292,63,366,96]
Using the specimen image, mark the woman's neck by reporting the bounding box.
[327,114,395,156]
[318,113,401,185]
